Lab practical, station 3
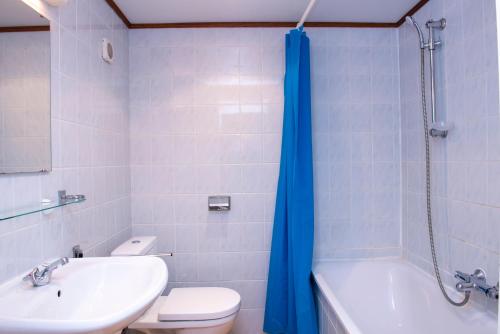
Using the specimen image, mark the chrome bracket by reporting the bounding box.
[58,190,85,204]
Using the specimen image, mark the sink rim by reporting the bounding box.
[0,256,167,333]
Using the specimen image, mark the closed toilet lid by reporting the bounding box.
[158,287,241,321]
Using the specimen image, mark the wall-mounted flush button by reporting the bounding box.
[208,196,231,211]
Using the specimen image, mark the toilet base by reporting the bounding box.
[132,318,234,334]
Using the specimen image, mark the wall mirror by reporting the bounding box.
[0,0,51,174]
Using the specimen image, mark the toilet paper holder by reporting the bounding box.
[208,196,231,211]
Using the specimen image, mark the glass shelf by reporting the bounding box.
[0,197,86,221]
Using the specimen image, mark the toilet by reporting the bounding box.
[111,236,241,334]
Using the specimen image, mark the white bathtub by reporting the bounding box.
[313,259,498,334]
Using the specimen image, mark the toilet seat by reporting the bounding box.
[159,287,241,321]
[129,288,241,331]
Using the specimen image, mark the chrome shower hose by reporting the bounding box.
[418,48,470,307]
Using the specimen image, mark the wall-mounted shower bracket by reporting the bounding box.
[429,121,453,138]
[406,16,449,137]
[425,18,446,49]
[58,190,86,204]
[426,18,446,29]
[426,18,447,137]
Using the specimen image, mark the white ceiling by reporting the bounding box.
[115,0,420,24]
[0,0,49,27]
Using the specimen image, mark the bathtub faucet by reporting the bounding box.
[455,269,499,300]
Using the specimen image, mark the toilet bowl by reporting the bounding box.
[111,237,241,334]
[129,287,240,334]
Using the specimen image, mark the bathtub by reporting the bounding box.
[313,259,498,334]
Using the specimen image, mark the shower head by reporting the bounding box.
[405,16,415,25]
[405,16,425,49]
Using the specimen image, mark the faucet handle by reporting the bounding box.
[471,269,486,280]
[42,257,69,271]
[22,267,47,286]
[455,270,470,282]
[22,269,36,282]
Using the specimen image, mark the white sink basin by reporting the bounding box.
[0,256,167,334]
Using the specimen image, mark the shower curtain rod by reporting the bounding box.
[296,0,317,28]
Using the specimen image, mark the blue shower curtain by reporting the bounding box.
[263,28,318,334]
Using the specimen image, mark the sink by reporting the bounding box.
[0,256,167,334]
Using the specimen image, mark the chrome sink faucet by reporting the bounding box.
[455,269,499,300]
[23,257,69,287]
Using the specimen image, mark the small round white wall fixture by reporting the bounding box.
[44,0,68,6]
[102,38,114,64]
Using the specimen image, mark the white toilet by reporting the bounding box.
[111,236,241,334]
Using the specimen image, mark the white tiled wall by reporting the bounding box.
[399,0,500,312]
[129,28,279,332]
[0,0,131,283]
[308,28,401,259]
[0,31,51,172]
[129,26,401,333]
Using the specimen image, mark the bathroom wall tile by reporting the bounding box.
[487,162,500,207]
[351,133,372,162]
[174,253,198,282]
[373,133,395,162]
[350,103,372,132]
[130,136,152,165]
[175,225,198,252]
[232,309,265,334]
[197,253,222,282]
